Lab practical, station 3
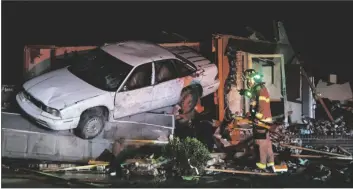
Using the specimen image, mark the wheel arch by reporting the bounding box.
[80,106,109,121]
[181,83,203,97]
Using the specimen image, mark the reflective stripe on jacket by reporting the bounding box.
[251,85,272,125]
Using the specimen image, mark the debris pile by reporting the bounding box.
[299,97,353,136]
[2,136,353,187]
[122,156,169,183]
[298,116,352,136]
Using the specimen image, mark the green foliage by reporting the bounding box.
[162,137,211,176]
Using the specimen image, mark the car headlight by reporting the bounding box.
[45,106,61,117]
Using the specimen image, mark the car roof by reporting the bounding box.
[100,40,176,67]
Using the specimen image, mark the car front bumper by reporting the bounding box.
[16,92,80,130]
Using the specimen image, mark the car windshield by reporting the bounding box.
[67,48,133,92]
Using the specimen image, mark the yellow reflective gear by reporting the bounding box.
[257,123,271,130]
[256,162,266,169]
[259,96,270,103]
[261,117,273,123]
[267,162,275,167]
[255,112,263,119]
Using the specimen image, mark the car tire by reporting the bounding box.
[177,88,200,124]
[74,108,105,140]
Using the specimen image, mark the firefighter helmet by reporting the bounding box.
[243,69,263,84]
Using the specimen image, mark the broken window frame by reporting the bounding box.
[172,59,196,78]
[153,59,179,85]
[252,57,276,85]
[122,63,153,92]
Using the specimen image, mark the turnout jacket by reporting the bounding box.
[249,83,272,136]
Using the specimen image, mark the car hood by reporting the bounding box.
[23,67,107,110]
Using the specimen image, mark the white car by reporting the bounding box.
[16,41,220,139]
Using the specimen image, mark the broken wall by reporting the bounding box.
[218,34,306,123]
[227,51,246,115]
[23,46,97,81]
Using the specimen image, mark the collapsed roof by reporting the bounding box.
[316,80,353,101]
[225,22,299,65]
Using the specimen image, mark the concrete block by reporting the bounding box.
[3,132,28,153]
[28,134,56,155]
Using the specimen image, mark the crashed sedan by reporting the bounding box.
[16,41,220,139]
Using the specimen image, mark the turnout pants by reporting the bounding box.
[255,131,274,169]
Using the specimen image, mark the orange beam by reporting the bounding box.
[217,37,225,122]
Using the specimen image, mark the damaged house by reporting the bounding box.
[212,21,316,125]
[211,22,353,154]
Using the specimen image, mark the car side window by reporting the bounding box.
[172,59,196,78]
[124,63,152,91]
[154,59,178,84]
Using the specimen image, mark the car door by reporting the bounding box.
[151,59,183,110]
[113,63,153,119]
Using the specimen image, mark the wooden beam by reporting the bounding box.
[338,146,352,156]
[217,37,225,122]
[159,42,200,47]
[205,168,277,176]
[280,144,349,157]
[248,54,283,58]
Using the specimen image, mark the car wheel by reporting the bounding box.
[177,88,199,124]
[75,108,105,139]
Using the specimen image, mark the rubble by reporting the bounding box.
[308,164,332,182]
[3,125,353,187]
[292,112,353,136]
[3,138,353,187]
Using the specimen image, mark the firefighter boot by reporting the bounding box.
[256,162,267,170]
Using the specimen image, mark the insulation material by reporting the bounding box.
[227,86,243,115]
[227,52,245,116]
[316,80,353,101]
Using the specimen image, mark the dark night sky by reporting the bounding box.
[2,1,353,85]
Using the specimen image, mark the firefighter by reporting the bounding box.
[240,69,275,170]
